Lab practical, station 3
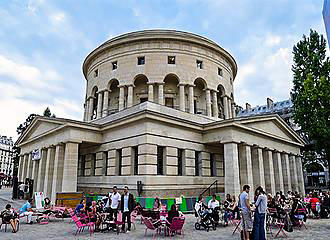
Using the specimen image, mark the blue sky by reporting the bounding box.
[0,0,327,139]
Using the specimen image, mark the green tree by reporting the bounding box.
[43,107,56,118]
[291,29,330,176]
[16,113,38,136]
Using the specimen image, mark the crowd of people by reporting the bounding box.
[2,184,330,237]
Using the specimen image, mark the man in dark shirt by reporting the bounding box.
[120,186,135,232]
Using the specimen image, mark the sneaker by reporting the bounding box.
[127,230,130,233]
[27,221,33,224]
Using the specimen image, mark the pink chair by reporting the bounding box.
[167,217,185,238]
[142,216,161,239]
[131,210,138,230]
[72,215,94,236]
[115,211,125,234]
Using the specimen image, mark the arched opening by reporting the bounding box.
[217,85,226,118]
[194,78,207,114]
[91,86,98,120]
[133,75,148,105]
[108,79,119,114]
[163,74,179,108]
[306,162,326,188]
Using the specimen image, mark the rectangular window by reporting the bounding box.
[218,67,223,77]
[91,153,96,176]
[195,151,200,176]
[157,146,164,175]
[137,56,145,65]
[178,149,183,176]
[196,60,203,69]
[168,56,175,64]
[117,149,122,176]
[133,146,139,175]
[80,155,86,176]
[103,151,108,176]
[94,69,98,77]
[210,153,215,177]
[112,61,117,70]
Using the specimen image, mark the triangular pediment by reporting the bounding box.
[16,117,65,145]
[236,115,304,145]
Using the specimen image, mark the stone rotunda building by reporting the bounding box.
[16,30,305,202]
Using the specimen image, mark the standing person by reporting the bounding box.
[109,186,121,221]
[18,182,25,200]
[120,186,135,232]
[253,186,267,240]
[240,185,252,240]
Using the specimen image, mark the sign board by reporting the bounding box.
[175,197,182,204]
[32,149,41,160]
[34,192,44,209]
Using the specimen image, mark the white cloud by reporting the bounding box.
[50,12,66,24]
[265,34,281,47]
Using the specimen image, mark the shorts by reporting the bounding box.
[241,211,253,231]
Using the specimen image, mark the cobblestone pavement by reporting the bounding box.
[1,188,330,239]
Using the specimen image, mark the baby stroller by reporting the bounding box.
[194,208,217,232]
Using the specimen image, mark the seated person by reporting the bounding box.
[208,194,220,223]
[153,197,162,211]
[74,199,86,216]
[42,197,54,215]
[19,199,34,224]
[87,201,102,231]
[194,195,208,218]
[1,204,18,233]
[290,197,306,224]
[230,196,240,220]
[167,204,179,227]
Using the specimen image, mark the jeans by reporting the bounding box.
[253,212,266,240]
[20,212,33,223]
[224,211,232,223]
[122,211,131,231]
[109,208,118,221]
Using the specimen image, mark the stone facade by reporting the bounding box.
[16,30,305,201]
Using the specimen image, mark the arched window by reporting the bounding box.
[133,74,149,105]
[163,74,179,109]
[194,78,207,115]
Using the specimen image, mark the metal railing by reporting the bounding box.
[200,180,218,197]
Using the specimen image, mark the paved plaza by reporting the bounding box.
[0,189,329,239]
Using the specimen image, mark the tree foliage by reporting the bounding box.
[16,113,38,136]
[291,29,330,174]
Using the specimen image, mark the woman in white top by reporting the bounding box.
[253,186,267,240]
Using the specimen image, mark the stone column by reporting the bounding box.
[85,99,89,121]
[148,83,154,102]
[18,155,24,182]
[212,91,218,118]
[252,147,265,189]
[273,151,284,193]
[31,158,39,186]
[51,144,65,203]
[205,89,212,117]
[296,156,305,196]
[83,100,87,121]
[281,153,292,193]
[138,144,157,175]
[102,90,109,117]
[127,85,133,107]
[188,85,194,114]
[62,142,79,192]
[223,96,229,119]
[96,91,103,119]
[22,154,29,182]
[36,149,47,192]
[88,97,94,121]
[44,147,55,198]
[119,86,125,111]
[263,149,276,196]
[158,83,164,105]
[289,155,299,192]
[228,99,232,118]
[239,144,254,201]
[179,84,185,111]
[26,153,33,178]
[231,102,236,118]
[224,142,240,197]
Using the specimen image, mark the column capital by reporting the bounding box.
[177,83,186,87]
[187,84,195,87]
[157,82,164,86]
[147,82,155,86]
[222,140,240,145]
[118,85,126,88]
[99,88,110,93]
[63,140,82,144]
[264,147,275,151]
[239,142,253,147]
[126,84,134,87]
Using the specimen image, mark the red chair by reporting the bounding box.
[114,211,125,234]
[131,210,138,230]
[142,216,161,239]
[72,215,94,236]
[167,217,185,238]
